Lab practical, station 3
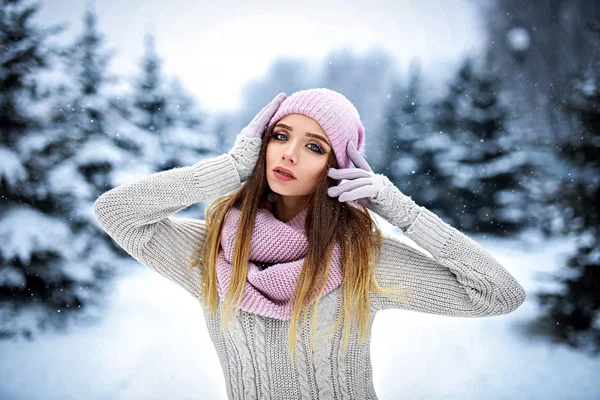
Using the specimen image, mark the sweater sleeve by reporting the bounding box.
[93,154,242,300]
[368,178,527,317]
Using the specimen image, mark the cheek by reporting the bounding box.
[305,161,328,185]
[265,145,275,165]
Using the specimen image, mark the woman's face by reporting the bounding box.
[266,113,333,197]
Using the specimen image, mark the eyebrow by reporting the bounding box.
[274,123,331,148]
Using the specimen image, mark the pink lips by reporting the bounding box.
[274,166,295,178]
[274,171,294,181]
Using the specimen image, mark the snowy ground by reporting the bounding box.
[1,217,599,400]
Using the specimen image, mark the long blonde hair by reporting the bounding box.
[190,124,410,360]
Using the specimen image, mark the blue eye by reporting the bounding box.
[270,132,287,141]
[269,132,325,154]
[307,143,325,154]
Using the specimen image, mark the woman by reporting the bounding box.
[94,88,526,399]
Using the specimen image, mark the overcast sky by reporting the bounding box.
[37,0,487,113]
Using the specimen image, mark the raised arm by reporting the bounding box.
[93,93,287,300]
[93,154,243,300]
[326,141,526,317]
[368,178,527,317]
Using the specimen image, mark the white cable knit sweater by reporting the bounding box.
[93,152,526,400]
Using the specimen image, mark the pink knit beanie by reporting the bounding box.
[266,88,366,169]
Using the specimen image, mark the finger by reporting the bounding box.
[255,93,286,126]
[327,177,372,197]
[347,141,372,173]
[257,92,286,126]
[251,102,271,123]
[328,167,371,180]
[339,186,378,202]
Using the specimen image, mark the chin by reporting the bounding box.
[267,180,290,195]
[267,178,302,197]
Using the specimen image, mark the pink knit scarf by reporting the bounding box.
[216,200,343,320]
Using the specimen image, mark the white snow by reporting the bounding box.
[0,146,28,188]
[0,219,598,400]
[47,160,94,198]
[506,27,531,53]
[0,205,74,265]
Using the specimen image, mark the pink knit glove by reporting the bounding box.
[228,92,287,182]
[327,141,422,230]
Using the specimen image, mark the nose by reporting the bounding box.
[281,141,300,164]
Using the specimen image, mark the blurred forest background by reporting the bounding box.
[0,0,599,363]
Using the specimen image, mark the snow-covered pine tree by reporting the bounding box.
[123,32,172,168]
[50,4,139,188]
[0,0,107,340]
[167,77,205,131]
[127,33,217,173]
[158,77,217,170]
[46,4,136,219]
[0,4,146,339]
[529,56,600,355]
[380,63,456,223]
[432,57,535,235]
[132,33,171,135]
[378,79,407,180]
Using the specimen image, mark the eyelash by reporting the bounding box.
[269,132,326,154]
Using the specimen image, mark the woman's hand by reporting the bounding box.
[241,92,287,139]
[228,92,287,182]
[327,141,386,208]
[327,141,421,229]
